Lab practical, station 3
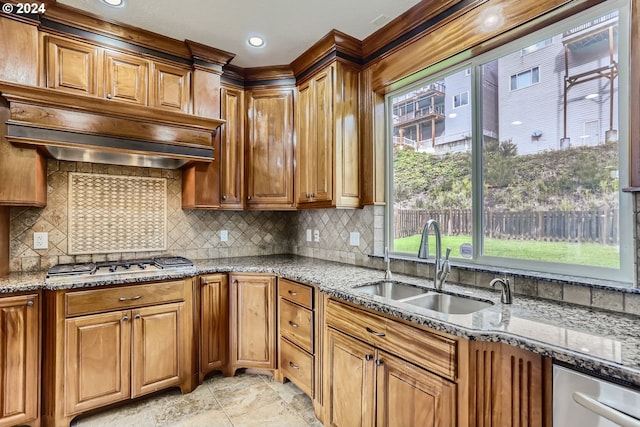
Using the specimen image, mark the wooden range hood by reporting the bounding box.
[0,82,224,169]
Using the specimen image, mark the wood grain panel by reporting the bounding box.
[64,310,130,415]
[192,68,221,119]
[324,328,376,427]
[0,294,39,426]
[0,17,38,85]
[279,337,314,397]
[0,208,8,276]
[376,350,456,427]
[245,88,295,209]
[311,66,333,203]
[103,50,149,105]
[181,161,220,209]
[279,299,313,353]
[151,62,191,112]
[131,303,183,397]
[199,274,228,380]
[46,35,98,96]
[291,29,362,78]
[220,86,245,208]
[278,279,313,309]
[295,79,313,204]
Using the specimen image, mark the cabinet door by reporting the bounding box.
[65,311,131,414]
[375,350,456,427]
[151,62,191,112]
[310,66,334,203]
[46,35,98,96]
[230,274,276,369]
[325,328,375,427]
[0,294,39,426]
[103,50,149,105]
[220,86,245,208]
[245,88,294,208]
[295,79,313,203]
[200,274,228,376]
[131,303,183,398]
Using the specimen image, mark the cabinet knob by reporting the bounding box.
[365,354,373,361]
[26,301,34,307]
[222,195,227,200]
[375,359,384,366]
[122,316,129,322]
[288,361,300,370]
[365,327,386,337]
[106,94,113,99]
[134,314,141,320]
[247,196,252,200]
[288,320,299,328]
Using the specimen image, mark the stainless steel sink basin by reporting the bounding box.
[355,280,429,300]
[405,293,493,314]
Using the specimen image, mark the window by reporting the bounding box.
[510,67,540,90]
[521,38,553,55]
[453,92,469,108]
[386,2,631,283]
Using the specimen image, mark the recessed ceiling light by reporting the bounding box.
[100,0,125,7]
[248,36,265,48]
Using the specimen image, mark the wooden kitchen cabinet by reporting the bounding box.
[150,62,191,112]
[0,293,40,427]
[245,88,295,210]
[45,35,99,96]
[229,273,277,374]
[324,298,459,426]
[103,49,149,105]
[295,61,361,208]
[199,274,229,381]
[220,85,245,209]
[43,279,194,427]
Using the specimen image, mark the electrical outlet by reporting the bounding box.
[220,230,228,242]
[306,229,312,242]
[350,231,360,246]
[313,229,320,242]
[34,232,48,250]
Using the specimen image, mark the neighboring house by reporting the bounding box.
[392,11,619,156]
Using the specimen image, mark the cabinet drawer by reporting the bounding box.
[279,299,313,352]
[279,279,313,309]
[65,280,186,317]
[280,338,313,397]
[326,299,458,380]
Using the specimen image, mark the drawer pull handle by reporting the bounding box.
[26,301,34,307]
[366,327,385,337]
[119,295,142,302]
[289,361,300,370]
[288,321,299,328]
[288,290,298,296]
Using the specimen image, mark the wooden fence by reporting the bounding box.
[394,208,619,244]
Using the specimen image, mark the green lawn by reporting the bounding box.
[394,234,620,268]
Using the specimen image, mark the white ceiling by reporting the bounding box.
[57,0,423,68]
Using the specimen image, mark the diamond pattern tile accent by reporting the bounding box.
[68,173,167,254]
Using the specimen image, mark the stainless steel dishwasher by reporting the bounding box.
[554,364,640,427]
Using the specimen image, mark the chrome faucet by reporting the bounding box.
[383,246,392,280]
[417,220,451,290]
[490,276,513,304]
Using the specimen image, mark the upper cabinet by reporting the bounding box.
[245,87,295,210]
[295,61,361,209]
[43,34,192,113]
[219,85,245,209]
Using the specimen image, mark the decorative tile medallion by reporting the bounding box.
[68,172,167,254]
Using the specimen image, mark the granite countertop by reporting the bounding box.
[2,254,639,388]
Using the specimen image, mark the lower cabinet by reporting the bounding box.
[0,293,40,427]
[229,273,277,374]
[325,327,456,427]
[43,279,194,427]
[199,274,229,381]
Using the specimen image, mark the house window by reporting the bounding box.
[510,67,540,90]
[386,1,631,284]
[453,91,469,108]
[521,38,553,55]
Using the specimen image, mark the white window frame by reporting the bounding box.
[521,37,554,55]
[384,0,632,284]
[509,66,541,91]
[453,91,469,109]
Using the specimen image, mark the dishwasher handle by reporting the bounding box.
[572,392,640,427]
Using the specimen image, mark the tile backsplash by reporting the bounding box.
[9,160,294,271]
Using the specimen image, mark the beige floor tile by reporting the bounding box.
[151,385,224,426]
[205,372,264,395]
[213,381,283,418]
[227,400,309,427]
[71,400,157,427]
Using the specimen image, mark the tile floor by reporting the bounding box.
[70,372,322,427]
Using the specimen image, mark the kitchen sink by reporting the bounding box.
[355,280,429,300]
[405,293,493,315]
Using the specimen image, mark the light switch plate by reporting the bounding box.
[350,231,360,246]
[306,229,312,242]
[34,232,48,250]
[313,230,320,242]
[220,230,228,242]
